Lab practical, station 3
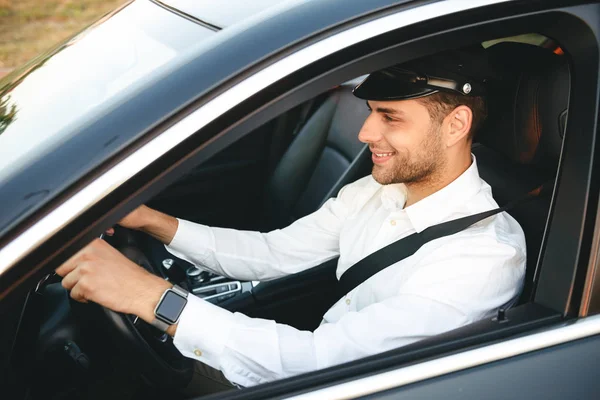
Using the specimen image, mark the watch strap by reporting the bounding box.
[171,284,189,298]
[150,317,170,332]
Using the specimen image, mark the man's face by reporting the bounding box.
[358,99,446,185]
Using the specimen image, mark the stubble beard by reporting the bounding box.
[371,125,446,186]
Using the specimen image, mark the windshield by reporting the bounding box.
[0,0,214,187]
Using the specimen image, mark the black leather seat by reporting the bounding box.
[262,83,372,230]
[474,42,569,302]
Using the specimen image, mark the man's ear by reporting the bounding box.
[444,105,472,147]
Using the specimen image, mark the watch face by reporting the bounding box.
[157,290,187,324]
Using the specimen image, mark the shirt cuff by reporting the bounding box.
[173,294,236,370]
[164,219,215,267]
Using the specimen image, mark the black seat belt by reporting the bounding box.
[337,183,549,299]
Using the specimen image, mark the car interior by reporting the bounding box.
[10,32,571,400]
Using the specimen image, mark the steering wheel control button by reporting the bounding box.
[194,349,203,357]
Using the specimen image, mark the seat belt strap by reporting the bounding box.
[337,184,548,299]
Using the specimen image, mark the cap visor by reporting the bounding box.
[352,72,436,101]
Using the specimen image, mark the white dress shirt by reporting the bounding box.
[166,158,526,387]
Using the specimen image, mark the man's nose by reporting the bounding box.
[358,116,382,144]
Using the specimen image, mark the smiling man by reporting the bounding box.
[56,46,526,394]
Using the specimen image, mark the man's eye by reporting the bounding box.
[383,114,394,122]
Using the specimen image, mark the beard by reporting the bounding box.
[371,125,446,186]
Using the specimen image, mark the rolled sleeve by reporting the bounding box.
[164,219,216,268]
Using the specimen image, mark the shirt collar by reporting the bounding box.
[380,156,483,233]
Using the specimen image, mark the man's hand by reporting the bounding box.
[105,205,152,236]
[105,205,179,246]
[56,239,171,321]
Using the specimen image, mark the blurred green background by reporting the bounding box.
[0,0,127,77]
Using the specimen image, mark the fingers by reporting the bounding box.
[61,264,83,290]
[105,228,115,236]
[55,249,86,277]
[55,239,101,277]
[61,261,100,304]
[61,264,90,303]
[69,282,89,303]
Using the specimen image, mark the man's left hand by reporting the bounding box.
[56,238,171,320]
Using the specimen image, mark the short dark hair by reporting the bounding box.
[416,92,487,139]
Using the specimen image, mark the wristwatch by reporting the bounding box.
[151,284,189,333]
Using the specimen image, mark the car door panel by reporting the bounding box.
[362,334,600,399]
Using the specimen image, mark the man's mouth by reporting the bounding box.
[373,152,395,158]
[371,150,395,164]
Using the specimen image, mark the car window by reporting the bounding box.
[0,0,213,190]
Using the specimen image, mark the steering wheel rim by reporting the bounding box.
[73,228,193,388]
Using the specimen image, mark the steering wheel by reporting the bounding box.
[71,227,193,388]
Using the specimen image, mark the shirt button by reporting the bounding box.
[346,299,351,305]
[390,220,397,226]
[194,349,203,357]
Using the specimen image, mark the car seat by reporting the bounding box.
[475,42,569,302]
[262,83,372,230]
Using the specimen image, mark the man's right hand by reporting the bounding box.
[105,205,179,245]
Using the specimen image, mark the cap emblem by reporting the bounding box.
[462,83,472,94]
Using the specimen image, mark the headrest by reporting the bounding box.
[477,42,569,171]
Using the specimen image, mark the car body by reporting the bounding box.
[1,0,600,399]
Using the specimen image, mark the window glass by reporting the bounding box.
[0,0,214,187]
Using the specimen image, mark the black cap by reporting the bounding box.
[353,46,494,101]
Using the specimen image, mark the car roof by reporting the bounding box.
[160,0,292,28]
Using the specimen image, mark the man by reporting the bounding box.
[56,47,526,393]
